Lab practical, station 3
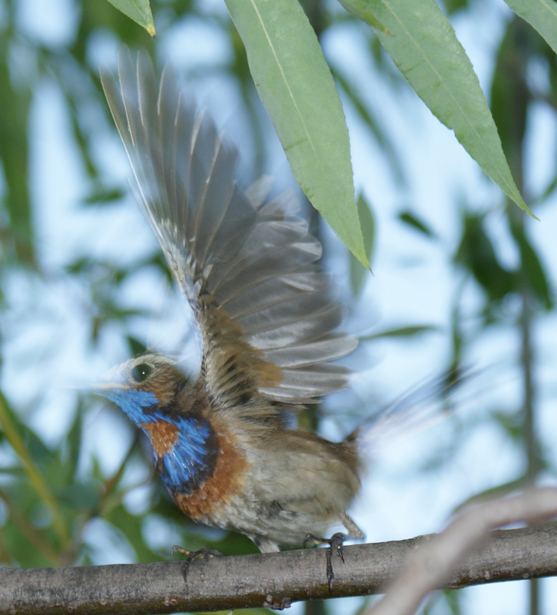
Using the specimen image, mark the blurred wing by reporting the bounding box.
[349,368,477,451]
[100,48,357,415]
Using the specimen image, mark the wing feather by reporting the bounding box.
[101,47,357,412]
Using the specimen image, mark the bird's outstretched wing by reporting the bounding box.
[100,48,357,413]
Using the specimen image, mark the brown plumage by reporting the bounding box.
[96,49,454,573]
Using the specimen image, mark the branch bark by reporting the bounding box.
[2,522,557,614]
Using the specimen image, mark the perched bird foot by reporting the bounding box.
[171,545,223,593]
[303,532,346,591]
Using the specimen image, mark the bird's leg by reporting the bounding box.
[303,532,346,591]
[171,545,223,592]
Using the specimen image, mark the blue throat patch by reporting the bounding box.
[98,386,218,495]
[153,413,216,494]
[99,387,159,424]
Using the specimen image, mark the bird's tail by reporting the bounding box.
[345,367,477,450]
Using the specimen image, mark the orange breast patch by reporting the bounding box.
[174,431,250,518]
[140,420,179,456]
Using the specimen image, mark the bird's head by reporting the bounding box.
[93,353,191,426]
[93,353,218,495]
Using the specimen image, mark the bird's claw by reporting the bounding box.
[171,545,223,593]
[303,532,346,591]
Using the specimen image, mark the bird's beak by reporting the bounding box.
[76,382,131,402]
[90,382,131,392]
[81,363,132,397]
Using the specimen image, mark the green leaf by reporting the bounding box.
[504,0,557,55]
[345,0,532,216]
[57,483,101,511]
[63,402,83,483]
[350,194,375,295]
[106,0,156,36]
[511,226,554,310]
[441,0,469,15]
[127,335,148,356]
[398,210,436,238]
[0,393,70,547]
[57,81,101,184]
[336,0,389,32]
[360,324,439,340]
[82,187,125,205]
[225,0,369,267]
[0,52,33,263]
[490,17,529,182]
[455,213,516,302]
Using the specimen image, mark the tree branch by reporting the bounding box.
[366,488,557,615]
[2,522,557,614]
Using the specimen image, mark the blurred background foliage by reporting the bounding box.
[0,1,556,615]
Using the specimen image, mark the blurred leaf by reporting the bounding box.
[90,455,104,483]
[207,530,259,556]
[228,23,268,180]
[398,210,437,238]
[350,194,375,295]
[0,48,33,263]
[441,0,469,14]
[331,65,406,185]
[0,394,50,465]
[127,335,148,356]
[57,483,101,511]
[490,17,530,184]
[100,434,143,512]
[1,516,55,567]
[0,466,26,476]
[455,213,516,302]
[512,226,553,309]
[533,173,557,206]
[492,409,523,442]
[106,0,156,36]
[55,76,102,185]
[0,485,61,566]
[423,590,463,615]
[146,252,173,283]
[504,0,557,54]
[225,0,369,267]
[351,596,374,615]
[72,0,153,62]
[449,284,465,371]
[0,394,70,547]
[357,0,532,216]
[63,403,83,483]
[105,503,161,562]
[65,257,91,274]
[83,186,126,206]
[151,487,194,524]
[336,0,389,32]
[360,325,439,340]
[0,531,12,565]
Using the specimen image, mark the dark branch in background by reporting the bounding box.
[2,518,557,614]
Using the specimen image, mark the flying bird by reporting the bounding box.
[97,48,454,588]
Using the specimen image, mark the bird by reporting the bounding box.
[96,48,455,588]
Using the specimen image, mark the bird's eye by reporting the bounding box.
[131,363,152,383]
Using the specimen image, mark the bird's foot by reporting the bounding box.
[171,545,223,593]
[303,532,346,592]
